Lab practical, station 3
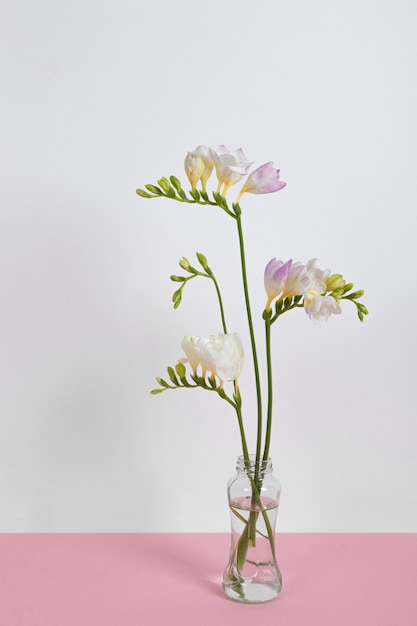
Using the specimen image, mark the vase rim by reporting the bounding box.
[236,454,273,472]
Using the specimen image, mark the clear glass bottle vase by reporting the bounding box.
[222,455,282,603]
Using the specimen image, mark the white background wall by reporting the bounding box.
[1,0,416,532]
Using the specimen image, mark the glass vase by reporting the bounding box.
[222,455,282,603]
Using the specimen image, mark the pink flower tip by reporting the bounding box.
[238,162,286,201]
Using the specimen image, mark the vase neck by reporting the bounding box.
[236,455,273,476]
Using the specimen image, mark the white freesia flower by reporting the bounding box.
[304,294,342,323]
[184,153,205,190]
[181,333,244,382]
[210,145,253,196]
[300,259,340,323]
[190,145,215,192]
[181,336,204,373]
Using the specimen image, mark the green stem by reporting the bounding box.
[263,318,273,460]
[235,401,249,462]
[235,213,263,462]
[234,473,279,578]
[212,276,228,334]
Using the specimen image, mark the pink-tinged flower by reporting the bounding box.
[237,162,286,202]
[210,145,253,196]
[264,258,292,310]
[181,333,244,382]
[280,262,306,299]
[279,258,333,302]
[184,152,205,190]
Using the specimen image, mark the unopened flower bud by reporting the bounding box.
[184,153,205,190]
[326,274,346,291]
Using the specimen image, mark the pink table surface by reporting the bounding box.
[0,533,416,626]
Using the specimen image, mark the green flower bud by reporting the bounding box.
[136,188,153,198]
[179,257,191,271]
[326,274,346,291]
[175,362,186,378]
[157,178,171,193]
[170,175,182,191]
[167,367,179,385]
[349,290,365,299]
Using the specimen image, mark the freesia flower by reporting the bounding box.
[300,259,331,295]
[237,162,286,202]
[181,336,204,373]
[181,333,244,382]
[300,259,340,323]
[303,294,342,324]
[210,145,253,196]
[264,258,292,310]
[280,262,306,299]
[190,145,215,192]
[184,153,205,191]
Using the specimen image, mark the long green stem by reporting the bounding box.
[212,276,227,334]
[235,401,249,462]
[235,213,263,462]
[263,318,273,460]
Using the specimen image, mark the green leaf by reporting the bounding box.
[156,377,169,388]
[150,388,165,395]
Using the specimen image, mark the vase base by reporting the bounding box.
[222,580,281,604]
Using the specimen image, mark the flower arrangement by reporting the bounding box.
[137,144,367,462]
[136,144,367,601]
